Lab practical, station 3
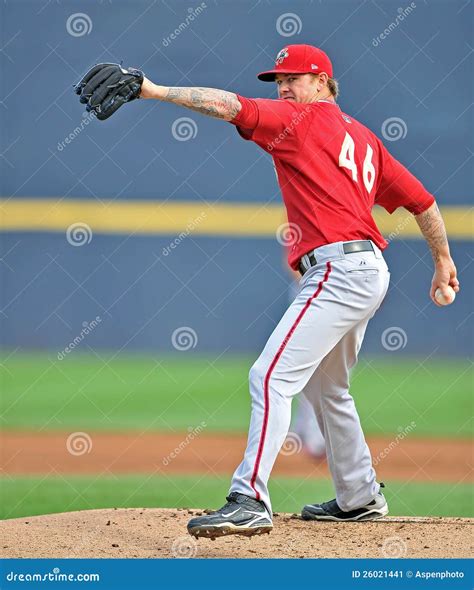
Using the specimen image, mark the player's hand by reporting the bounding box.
[74,63,144,121]
[430,255,460,306]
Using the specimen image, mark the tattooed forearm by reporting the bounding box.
[139,80,242,120]
[164,87,242,121]
[414,202,450,262]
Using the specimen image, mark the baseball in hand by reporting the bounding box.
[435,286,456,306]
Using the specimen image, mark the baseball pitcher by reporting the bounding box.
[75,45,460,539]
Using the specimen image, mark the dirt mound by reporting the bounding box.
[1,509,472,559]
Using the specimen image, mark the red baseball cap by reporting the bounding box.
[257,44,333,82]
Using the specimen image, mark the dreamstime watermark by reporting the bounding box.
[171,117,198,141]
[267,107,311,152]
[162,421,207,466]
[162,212,207,256]
[6,568,100,583]
[66,222,93,246]
[381,117,408,141]
[276,222,303,247]
[372,3,416,47]
[373,421,416,466]
[57,317,102,360]
[381,326,407,351]
[162,3,207,47]
[386,213,412,243]
[171,535,198,558]
[276,13,302,37]
[171,327,198,351]
[66,432,93,456]
[381,536,408,558]
[57,111,97,152]
[66,13,93,37]
[280,432,303,456]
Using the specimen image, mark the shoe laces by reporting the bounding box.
[320,498,339,512]
[222,492,263,512]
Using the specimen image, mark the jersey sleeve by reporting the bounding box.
[375,140,435,215]
[230,95,303,158]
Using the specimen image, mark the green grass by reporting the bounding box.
[1,353,472,437]
[1,475,471,520]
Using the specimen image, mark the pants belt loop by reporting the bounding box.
[303,254,310,271]
[372,241,382,259]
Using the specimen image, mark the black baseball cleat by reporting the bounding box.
[302,487,388,522]
[187,492,273,539]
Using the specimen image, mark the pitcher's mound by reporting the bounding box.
[1,509,472,559]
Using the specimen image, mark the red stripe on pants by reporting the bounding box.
[250,261,332,500]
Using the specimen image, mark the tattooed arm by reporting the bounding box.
[414,202,460,305]
[139,78,241,121]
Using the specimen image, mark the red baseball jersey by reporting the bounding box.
[230,96,435,270]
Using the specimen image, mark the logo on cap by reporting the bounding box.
[275,48,289,65]
[311,64,318,70]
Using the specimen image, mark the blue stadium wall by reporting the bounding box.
[1,0,472,357]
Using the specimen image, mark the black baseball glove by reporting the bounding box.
[74,63,144,121]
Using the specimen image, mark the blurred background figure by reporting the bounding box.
[291,394,326,460]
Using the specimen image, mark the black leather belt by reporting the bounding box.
[298,240,374,276]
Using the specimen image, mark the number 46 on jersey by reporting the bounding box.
[339,131,376,194]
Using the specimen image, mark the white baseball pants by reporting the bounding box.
[288,280,326,458]
[230,240,390,514]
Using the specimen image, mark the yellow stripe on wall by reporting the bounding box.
[372,206,473,240]
[0,199,472,239]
